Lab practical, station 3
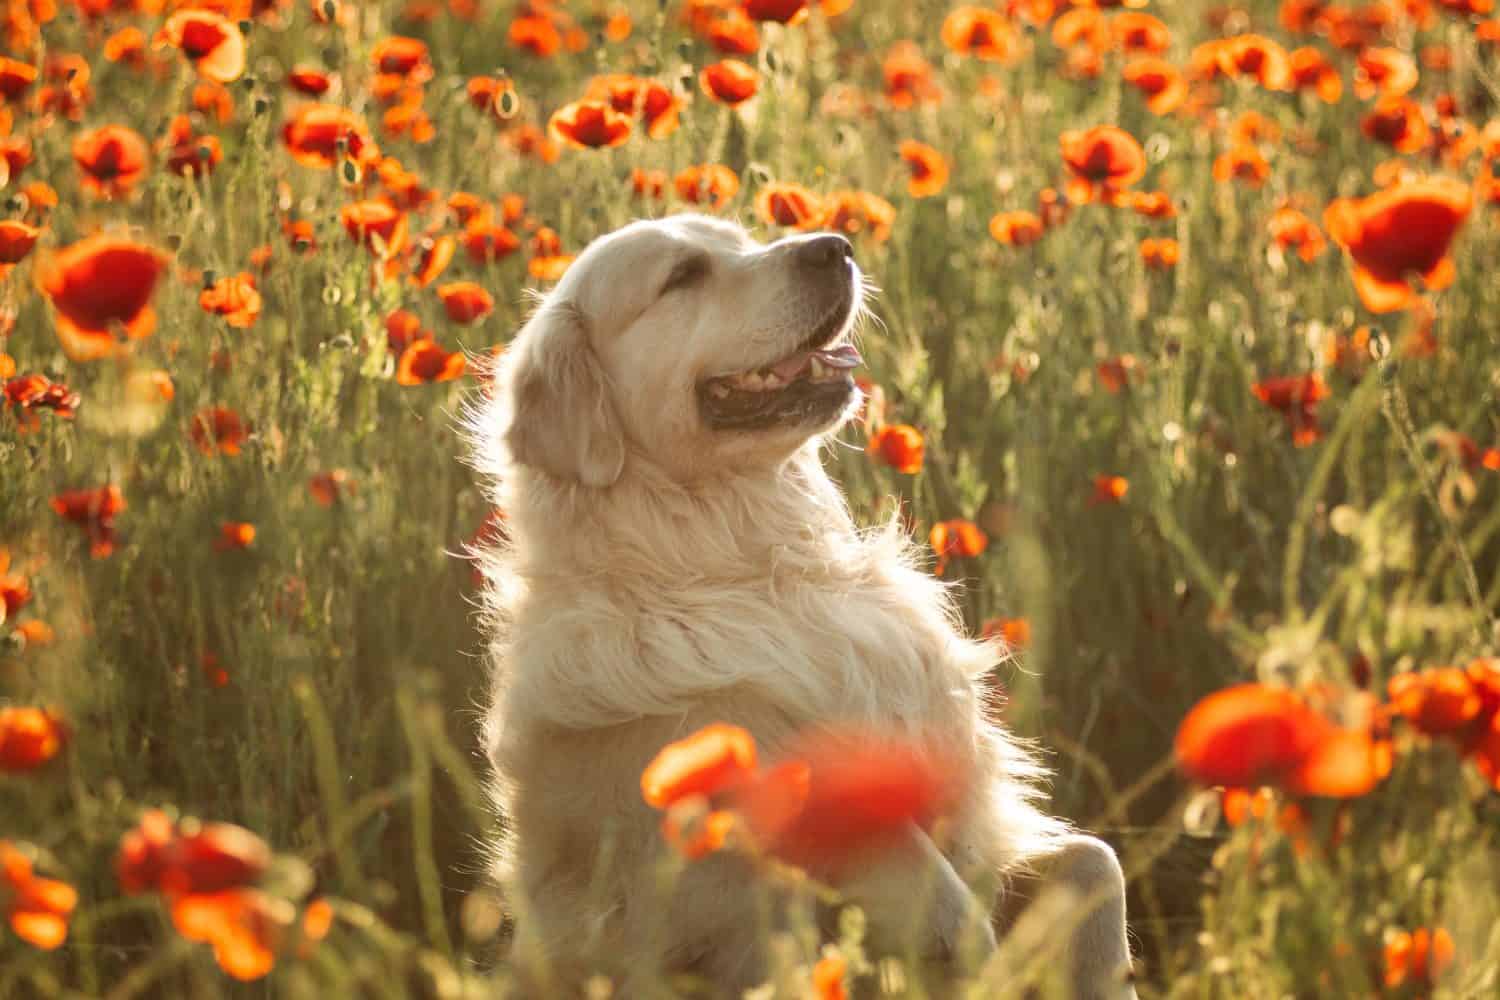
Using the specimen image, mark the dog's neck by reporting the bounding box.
[502,444,862,585]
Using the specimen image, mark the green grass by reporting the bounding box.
[3,0,1500,996]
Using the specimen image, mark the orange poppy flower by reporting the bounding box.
[1354,46,1419,100]
[1,841,77,950]
[0,220,40,265]
[674,164,741,209]
[1216,34,1292,90]
[1114,12,1171,53]
[161,115,223,178]
[509,12,563,57]
[192,81,235,123]
[214,522,255,551]
[407,234,455,287]
[548,100,631,149]
[587,75,680,139]
[1122,56,1187,115]
[340,199,408,256]
[37,235,167,360]
[1361,96,1431,153]
[742,0,809,23]
[199,271,261,327]
[158,9,245,82]
[50,485,125,558]
[371,35,431,80]
[1388,667,1483,737]
[898,140,948,198]
[396,340,467,384]
[0,706,68,773]
[1290,46,1342,103]
[631,167,667,199]
[308,469,355,507]
[1139,236,1179,270]
[988,210,1045,246]
[1060,125,1146,203]
[755,183,825,230]
[1383,927,1455,989]
[0,136,33,181]
[867,423,924,473]
[702,11,760,55]
[6,372,80,423]
[116,808,272,898]
[190,406,250,456]
[641,723,758,809]
[929,519,986,575]
[282,104,378,169]
[824,190,896,242]
[436,281,493,324]
[981,616,1031,649]
[457,221,519,266]
[1051,7,1108,51]
[1176,684,1390,798]
[0,56,36,100]
[287,66,332,97]
[1212,144,1271,187]
[1090,474,1129,505]
[1324,179,1471,313]
[72,124,150,199]
[940,6,1019,63]
[171,888,329,981]
[1096,354,1142,393]
[1268,207,1327,261]
[700,59,759,105]
[1252,372,1329,446]
[881,40,941,109]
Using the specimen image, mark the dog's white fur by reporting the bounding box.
[467,215,1137,998]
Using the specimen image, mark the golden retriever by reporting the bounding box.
[466,214,1137,998]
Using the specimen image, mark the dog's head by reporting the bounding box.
[493,214,865,486]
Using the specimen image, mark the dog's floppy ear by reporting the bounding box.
[503,301,625,487]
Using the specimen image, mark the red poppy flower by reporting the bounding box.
[700,60,759,105]
[1122,56,1187,115]
[308,469,355,507]
[1216,34,1292,90]
[1090,474,1130,505]
[5,373,80,424]
[340,199,408,256]
[370,35,431,80]
[116,808,271,898]
[287,67,332,97]
[1140,236,1179,270]
[72,125,150,199]
[193,272,258,329]
[282,104,378,169]
[632,168,667,199]
[586,75,680,138]
[988,210,1045,246]
[0,707,68,773]
[37,235,166,360]
[1290,46,1342,103]
[460,220,522,265]
[674,164,741,209]
[940,6,1019,63]
[0,220,40,265]
[742,0,809,23]
[1175,684,1390,797]
[1114,12,1171,53]
[1268,207,1328,261]
[509,13,563,57]
[898,140,948,198]
[0,57,37,100]
[1354,46,1419,100]
[882,40,941,109]
[1213,144,1271,187]
[1096,354,1142,393]
[50,485,125,558]
[1388,667,1482,737]
[1060,126,1146,203]
[641,723,758,809]
[929,519,986,575]
[1252,372,1329,446]
[866,423,924,473]
[215,522,256,551]
[396,340,467,384]
[436,281,493,324]
[981,616,1031,649]
[1324,179,1471,313]
[823,190,896,242]
[160,115,223,178]
[406,234,455,287]
[1,841,77,950]
[170,888,330,981]
[1361,96,1431,154]
[190,407,250,456]
[548,100,632,149]
[158,10,246,83]
[1383,927,1455,989]
[755,183,825,230]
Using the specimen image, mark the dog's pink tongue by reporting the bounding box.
[771,353,811,379]
[815,345,862,369]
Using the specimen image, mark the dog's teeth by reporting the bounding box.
[762,372,784,389]
[743,372,765,391]
[709,382,730,399]
[809,357,826,380]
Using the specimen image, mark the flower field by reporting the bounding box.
[3,0,1500,995]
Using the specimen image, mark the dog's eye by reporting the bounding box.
[659,256,708,296]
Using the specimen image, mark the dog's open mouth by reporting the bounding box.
[697,302,863,431]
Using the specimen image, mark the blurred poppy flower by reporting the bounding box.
[158,9,245,83]
[287,66,333,97]
[461,220,522,265]
[371,35,431,81]
[1361,96,1430,153]
[1388,667,1482,737]
[1096,354,1142,393]
[930,519,986,575]
[408,234,456,287]
[37,235,167,361]
[1431,431,1500,472]
[1060,125,1146,203]
[0,220,40,265]
[282,104,378,169]
[192,81,235,124]
[1290,47,1342,103]
[396,340,467,384]
[1268,207,1327,261]
[116,808,271,898]
[341,199,408,256]
[5,373,80,426]
[549,100,631,149]
[509,12,565,57]
[1216,34,1292,89]
[527,228,573,281]
[1383,927,1455,989]
[1177,684,1391,797]
[308,469,355,507]
[867,423,924,473]
[437,281,493,324]
[898,140,948,198]
[1212,144,1271,187]
[742,0,809,23]
[72,125,150,199]
[50,485,125,558]
[0,707,67,773]
[1123,56,1187,115]
[882,40,941,109]
[1252,372,1329,446]
[161,115,223,179]
[1114,12,1171,53]
[215,522,255,551]
[641,723,758,809]
[171,888,332,981]
[1,841,76,950]
[199,272,261,328]
[823,190,896,242]
[756,183,825,229]
[0,56,36,101]
[675,164,741,209]
[505,122,562,163]
[941,6,1019,63]
[1140,237,1179,270]
[1324,179,1471,313]
[1090,474,1129,505]
[988,210,1045,246]
[587,75,680,139]
[1354,46,1419,100]
[190,407,250,457]
[700,59,759,105]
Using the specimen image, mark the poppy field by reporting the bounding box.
[3,0,1500,996]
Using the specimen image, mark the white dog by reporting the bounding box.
[467,214,1137,998]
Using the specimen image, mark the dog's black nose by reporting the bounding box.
[795,234,853,269]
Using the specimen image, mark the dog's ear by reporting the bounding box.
[503,302,625,487]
